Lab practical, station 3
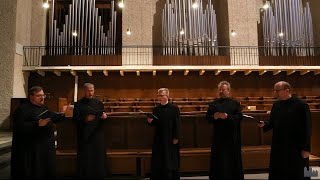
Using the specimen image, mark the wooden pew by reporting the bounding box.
[22,98,320,178]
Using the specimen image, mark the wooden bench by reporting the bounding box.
[187,97,202,101]
[201,97,215,101]
[56,146,320,178]
[172,101,193,105]
[56,149,140,177]
[135,101,156,106]
[100,97,320,113]
[172,98,188,101]
[133,106,154,112]
[107,106,134,112]
[178,105,203,112]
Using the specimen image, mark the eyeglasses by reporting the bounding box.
[34,94,46,98]
[157,94,166,97]
[274,89,286,93]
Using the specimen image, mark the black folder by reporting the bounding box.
[243,114,264,123]
[37,110,64,123]
[139,110,158,120]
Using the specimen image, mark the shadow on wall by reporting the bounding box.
[0,116,11,130]
[153,0,166,46]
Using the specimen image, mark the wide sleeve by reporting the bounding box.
[227,101,243,122]
[172,105,181,139]
[98,101,106,118]
[206,102,216,124]
[13,107,39,135]
[147,107,159,126]
[263,104,275,132]
[301,103,312,152]
[72,102,83,123]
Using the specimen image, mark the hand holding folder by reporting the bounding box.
[37,110,64,123]
[138,110,158,120]
[243,114,264,124]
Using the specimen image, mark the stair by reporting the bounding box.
[0,141,11,169]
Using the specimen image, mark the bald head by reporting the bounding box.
[274,81,291,90]
[274,81,292,100]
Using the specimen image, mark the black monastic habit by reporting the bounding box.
[206,97,244,180]
[148,102,181,180]
[11,101,61,180]
[263,96,312,180]
[73,97,107,179]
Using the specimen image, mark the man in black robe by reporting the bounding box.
[147,88,181,180]
[11,86,66,180]
[206,81,244,180]
[258,81,312,180]
[73,83,108,179]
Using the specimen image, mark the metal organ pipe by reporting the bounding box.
[162,0,218,56]
[49,0,117,56]
[262,0,314,56]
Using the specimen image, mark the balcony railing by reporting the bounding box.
[23,46,320,67]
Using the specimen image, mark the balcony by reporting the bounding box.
[22,46,320,76]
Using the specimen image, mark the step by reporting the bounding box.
[0,152,11,169]
[0,141,11,154]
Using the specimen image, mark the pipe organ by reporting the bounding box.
[49,0,118,55]
[162,0,218,56]
[262,0,314,56]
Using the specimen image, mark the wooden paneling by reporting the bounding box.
[126,118,153,149]
[259,56,320,66]
[241,117,263,146]
[311,112,320,157]
[55,113,276,150]
[40,54,320,66]
[42,55,122,66]
[153,55,230,65]
[54,111,320,153]
[54,111,320,177]
[195,118,212,148]
[28,72,320,104]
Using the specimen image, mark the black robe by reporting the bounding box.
[148,103,181,180]
[263,96,312,180]
[11,101,60,180]
[206,97,244,180]
[73,97,107,179]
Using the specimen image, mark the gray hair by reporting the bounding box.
[29,86,43,96]
[218,81,231,90]
[83,83,94,89]
[158,88,169,96]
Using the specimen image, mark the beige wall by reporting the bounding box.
[121,0,157,65]
[13,0,46,98]
[12,0,32,100]
[228,0,263,46]
[0,0,17,128]
[228,0,263,65]
[122,0,157,46]
[31,0,47,46]
[0,0,46,128]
